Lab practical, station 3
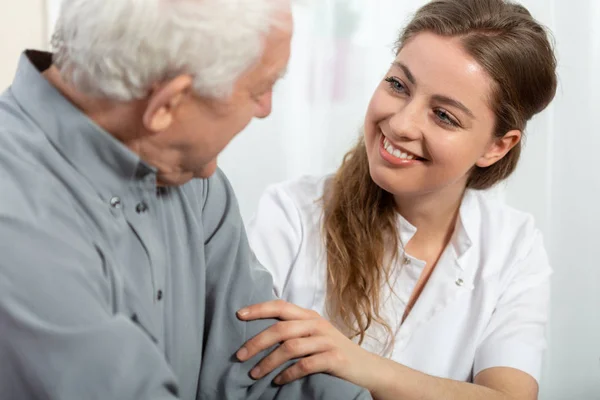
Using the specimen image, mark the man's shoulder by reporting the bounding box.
[0,86,43,139]
[0,129,87,245]
[0,155,50,216]
[0,166,82,236]
[0,87,50,179]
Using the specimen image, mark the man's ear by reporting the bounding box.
[143,75,194,133]
[476,129,522,168]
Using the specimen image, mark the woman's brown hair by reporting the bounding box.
[323,0,557,346]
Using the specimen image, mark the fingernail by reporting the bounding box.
[273,375,282,385]
[237,347,248,360]
[251,366,261,379]
[237,308,250,317]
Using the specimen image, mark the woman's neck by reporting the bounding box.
[395,182,466,250]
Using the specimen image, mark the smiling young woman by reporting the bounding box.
[240,0,557,399]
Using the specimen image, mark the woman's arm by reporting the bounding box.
[236,301,538,400]
[369,355,537,400]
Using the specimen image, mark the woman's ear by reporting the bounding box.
[143,75,194,133]
[476,130,522,168]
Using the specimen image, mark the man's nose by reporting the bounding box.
[255,90,273,119]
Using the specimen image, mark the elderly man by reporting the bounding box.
[0,0,371,399]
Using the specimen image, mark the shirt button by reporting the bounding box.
[402,257,410,265]
[455,278,464,287]
[109,196,122,209]
[157,290,163,301]
[136,202,149,213]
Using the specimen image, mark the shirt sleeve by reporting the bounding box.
[247,184,303,298]
[473,229,552,382]
[0,215,180,399]
[198,169,371,400]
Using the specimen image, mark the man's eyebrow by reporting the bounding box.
[264,67,287,88]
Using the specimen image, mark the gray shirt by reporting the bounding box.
[0,51,371,400]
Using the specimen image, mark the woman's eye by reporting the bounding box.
[384,77,407,94]
[434,109,459,127]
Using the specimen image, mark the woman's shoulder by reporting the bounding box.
[250,174,331,252]
[264,174,331,217]
[470,188,534,220]
[464,189,543,262]
[250,175,332,301]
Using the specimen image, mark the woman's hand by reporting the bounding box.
[236,299,378,388]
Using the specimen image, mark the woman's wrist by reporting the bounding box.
[359,349,406,396]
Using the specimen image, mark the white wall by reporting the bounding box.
[501,1,600,398]
[519,1,600,398]
[0,0,47,89]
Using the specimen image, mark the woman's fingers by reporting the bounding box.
[235,300,341,382]
[237,319,318,361]
[273,352,342,385]
[237,299,321,321]
[250,336,333,379]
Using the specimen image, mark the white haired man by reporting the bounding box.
[0,0,371,399]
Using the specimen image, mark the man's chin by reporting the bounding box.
[155,163,217,185]
[195,161,218,179]
[156,172,196,187]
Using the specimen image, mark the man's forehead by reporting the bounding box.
[240,8,293,89]
[256,36,291,83]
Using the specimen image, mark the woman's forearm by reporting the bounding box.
[365,353,516,400]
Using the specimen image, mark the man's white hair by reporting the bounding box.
[51,0,291,101]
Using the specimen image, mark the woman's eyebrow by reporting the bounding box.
[431,94,475,119]
[392,61,475,119]
[392,61,416,85]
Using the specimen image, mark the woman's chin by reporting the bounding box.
[369,162,431,200]
[368,163,399,195]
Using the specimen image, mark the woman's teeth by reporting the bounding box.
[383,137,416,160]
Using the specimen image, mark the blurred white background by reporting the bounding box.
[2,0,599,398]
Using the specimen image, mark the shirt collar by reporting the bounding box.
[454,189,477,264]
[10,50,156,199]
[397,213,418,249]
[396,189,478,270]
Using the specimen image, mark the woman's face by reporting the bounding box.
[364,32,518,200]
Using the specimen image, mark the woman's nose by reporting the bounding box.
[388,100,424,141]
